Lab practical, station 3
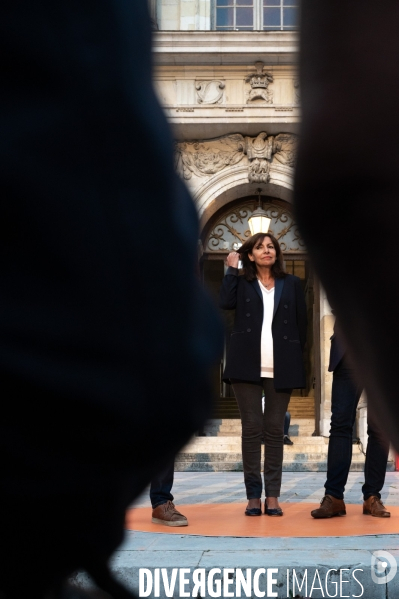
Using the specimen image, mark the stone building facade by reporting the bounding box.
[149,0,352,441]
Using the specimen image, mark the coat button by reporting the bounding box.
[283,335,287,339]
[246,313,250,317]
[284,304,288,308]
[246,298,250,302]
[247,328,251,332]
[284,320,288,324]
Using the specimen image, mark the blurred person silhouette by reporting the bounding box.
[294,2,399,453]
[0,2,222,598]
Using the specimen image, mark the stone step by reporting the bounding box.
[177,452,367,462]
[175,460,395,472]
[177,417,395,472]
[190,435,331,445]
[202,418,317,437]
[212,396,315,419]
[206,418,316,424]
[174,463,393,472]
[175,461,395,472]
[184,444,364,454]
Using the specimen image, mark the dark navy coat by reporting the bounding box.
[219,267,307,389]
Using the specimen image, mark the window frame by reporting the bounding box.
[214,0,298,32]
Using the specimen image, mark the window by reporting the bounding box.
[215,0,299,31]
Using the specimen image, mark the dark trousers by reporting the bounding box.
[284,411,291,437]
[150,460,175,509]
[325,360,389,500]
[232,379,291,499]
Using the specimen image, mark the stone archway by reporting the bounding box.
[194,161,295,233]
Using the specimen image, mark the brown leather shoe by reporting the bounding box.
[311,494,346,518]
[363,496,391,518]
[151,500,188,526]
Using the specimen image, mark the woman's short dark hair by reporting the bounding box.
[238,232,286,281]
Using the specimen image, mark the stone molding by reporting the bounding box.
[152,31,299,66]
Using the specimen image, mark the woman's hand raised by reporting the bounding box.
[226,252,240,268]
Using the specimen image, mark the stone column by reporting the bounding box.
[148,0,158,29]
[319,286,334,436]
[357,391,368,449]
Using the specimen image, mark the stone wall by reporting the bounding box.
[156,0,211,31]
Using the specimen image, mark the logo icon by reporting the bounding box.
[371,550,397,584]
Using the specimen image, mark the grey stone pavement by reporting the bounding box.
[73,472,399,597]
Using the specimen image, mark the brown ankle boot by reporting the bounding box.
[363,496,390,518]
[311,494,346,519]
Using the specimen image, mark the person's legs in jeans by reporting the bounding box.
[232,380,263,505]
[362,407,389,500]
[150,459,175,508]
[150,461,188,526]
[325,360,361,499]
[262,378,291,507]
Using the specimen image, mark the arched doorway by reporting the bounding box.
[200,194,320,433]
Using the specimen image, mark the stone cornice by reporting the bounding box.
[152,31,299,66]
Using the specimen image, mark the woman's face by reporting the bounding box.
[248,236,277,269]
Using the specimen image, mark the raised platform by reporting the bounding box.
[126,502,399,538]
[71,473,399,598]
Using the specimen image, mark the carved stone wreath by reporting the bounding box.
[205,202,305,253]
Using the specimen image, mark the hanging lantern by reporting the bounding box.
[248,189,271,235]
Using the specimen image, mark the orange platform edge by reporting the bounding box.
[125,503,399,538]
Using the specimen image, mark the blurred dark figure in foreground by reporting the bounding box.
[0,1,222,597]
[295,2,399,452]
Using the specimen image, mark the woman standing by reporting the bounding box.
[220,232,307,516]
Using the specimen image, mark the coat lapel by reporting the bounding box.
[250,278,262,301]
[273,277,285,318]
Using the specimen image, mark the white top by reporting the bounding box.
[258,281,274,378]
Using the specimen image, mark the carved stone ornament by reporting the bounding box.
[245,132,274,183]
[175,135,246,180]
[174,132,298,182]
[245,62,273,104]
[205,201,306,253]
[196,80,225,105]
[272,133,299,169]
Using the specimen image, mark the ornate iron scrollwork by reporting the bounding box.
[205,202,305,253]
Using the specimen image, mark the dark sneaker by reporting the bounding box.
[283,435,293,445]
